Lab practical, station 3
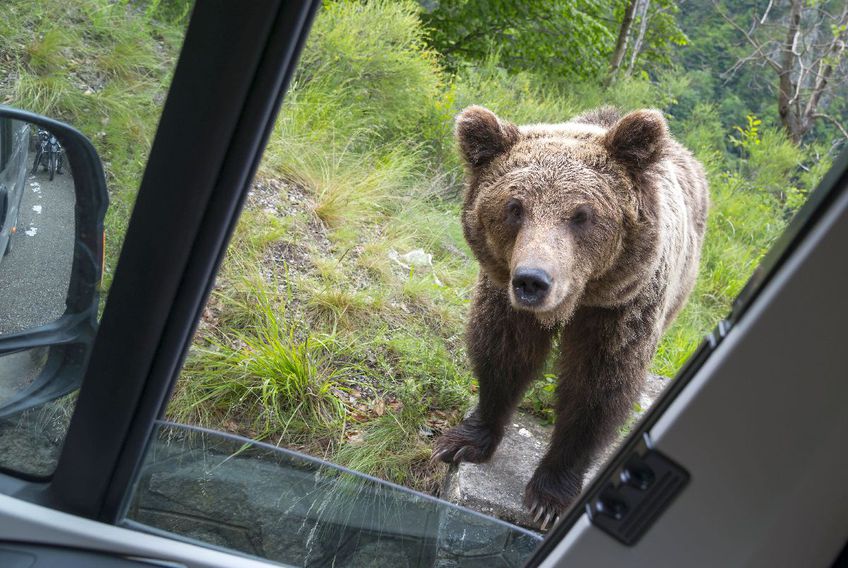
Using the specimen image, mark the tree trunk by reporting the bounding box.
[778,0,803,143]
[801,2,848,142]
[608,0,639,80]
[627,0,651,74]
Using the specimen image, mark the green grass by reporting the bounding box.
[171,268,353,446]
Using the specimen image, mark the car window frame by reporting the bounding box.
[0,1,845,566]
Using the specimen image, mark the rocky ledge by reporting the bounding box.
[440,374,670,530]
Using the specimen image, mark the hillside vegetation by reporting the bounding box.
[1,0,842,492]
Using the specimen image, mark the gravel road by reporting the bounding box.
[0,168,75,336]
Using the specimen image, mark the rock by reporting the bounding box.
[443,374,670,530]
[388,248,443,286]
[389,248,433,268]
[441,413,550,529]
[435,503,540,567]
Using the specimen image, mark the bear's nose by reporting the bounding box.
[512,268,552,306]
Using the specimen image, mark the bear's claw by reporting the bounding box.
[431,417,499,464]
[541,512,557,532]
[531,502,544,523]
[429,448,450,464]
[524,466,581,531]
[430,443,475,464]
[528,499,560,531]
[452,446,469,463]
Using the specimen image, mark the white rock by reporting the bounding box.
[388,248,444,286]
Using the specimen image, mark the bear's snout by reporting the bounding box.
[511,267,552,307]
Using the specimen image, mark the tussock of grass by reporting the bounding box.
[281,143,421,228]
[173,278,351,446]
[306,287,387,331]
[25,28,78,75]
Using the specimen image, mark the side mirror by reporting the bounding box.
[0,107,108,417]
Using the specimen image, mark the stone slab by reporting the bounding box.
[443,374,670,529]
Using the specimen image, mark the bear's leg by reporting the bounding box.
[524,308,655,528]
[433,278,553,464]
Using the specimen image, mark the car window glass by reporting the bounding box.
[121,0,846,564]
[0,1,193,477]
[127,421,540,566]
[129,1,846,565]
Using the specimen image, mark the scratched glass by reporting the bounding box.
[124,422,541,567]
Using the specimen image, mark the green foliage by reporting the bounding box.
[295,0,443,146]
[744,126,803,201]
[636,0,690,70]
[523,374,558,424]
[672,102,726,155]
[610,0,689,78]
[421,0,618,81]
[730,115,762,151]
[574,68,690,113]
[132,0,194,26]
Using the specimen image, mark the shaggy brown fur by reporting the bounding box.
[433,105,709,528]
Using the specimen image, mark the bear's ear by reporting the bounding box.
[604,109,668,170]
[455,106,520,168]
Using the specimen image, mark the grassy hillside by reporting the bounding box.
[1,0,832,492]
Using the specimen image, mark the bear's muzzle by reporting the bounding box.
[512,267,552,307]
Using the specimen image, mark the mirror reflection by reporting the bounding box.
[0,120,76,336]
[0,346,48,406]
[0,346,74,478]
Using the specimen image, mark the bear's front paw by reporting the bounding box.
[524,466,583,531]
[431,417,500,464]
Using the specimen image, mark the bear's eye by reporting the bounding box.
[506,199,523,225]
[570,205,593,226]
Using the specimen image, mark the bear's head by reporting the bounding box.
[456,105,667,326]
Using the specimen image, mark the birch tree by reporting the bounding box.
[717,0,848,144]
[609,0,639,78]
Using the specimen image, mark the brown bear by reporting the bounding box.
[432,105,709,529]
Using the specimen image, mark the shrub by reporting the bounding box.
[294,0,443,146]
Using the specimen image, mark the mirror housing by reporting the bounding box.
[0,107,108,416]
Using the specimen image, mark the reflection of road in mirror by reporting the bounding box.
[0,167,75,335]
